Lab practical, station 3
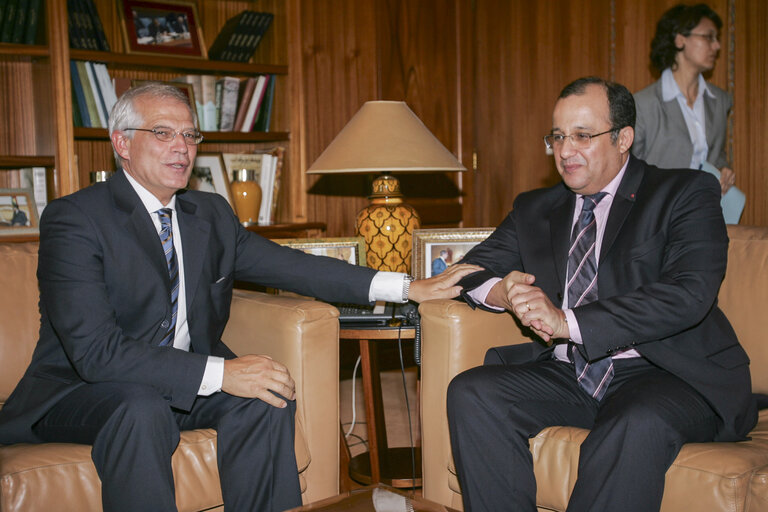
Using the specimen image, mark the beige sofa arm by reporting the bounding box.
[222,290,340,504]
[419,299,530,508]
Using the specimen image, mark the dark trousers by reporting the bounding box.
[446,357,719,512]
[32,382,302,512]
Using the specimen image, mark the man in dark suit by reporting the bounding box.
[447,77,757,512]
[0,83,478,512]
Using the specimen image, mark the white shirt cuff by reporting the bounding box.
[466,277,505,311]
[369,271,409,303]
[564,309,582,343]
[198,356,225,396]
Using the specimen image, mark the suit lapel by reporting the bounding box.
[549,189,575,299]
[600,156,642,261]
[109,171,169,289]
[703,93,718,157]
[176,194,211,311]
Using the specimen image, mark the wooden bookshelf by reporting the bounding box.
[0,0,303,224]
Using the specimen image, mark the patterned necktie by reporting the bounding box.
[157,209,179,347]
[567,192,613,400]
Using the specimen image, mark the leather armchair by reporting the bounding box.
[419,225,768,512]
[0,242,341,511]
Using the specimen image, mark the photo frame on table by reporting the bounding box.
[277,237,367,266]
[130,80,199,123]
[0,189,39,236]
[119,0,206,58]
[411,227,495,280]
[190,153,236,214]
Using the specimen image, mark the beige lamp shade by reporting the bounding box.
[306,101,466,174]
[307,101,465,273]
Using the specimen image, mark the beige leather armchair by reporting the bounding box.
[420,225,768,512]
[0,242,341,511]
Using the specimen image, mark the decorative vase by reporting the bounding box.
[230,169,262,226]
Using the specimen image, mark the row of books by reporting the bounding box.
[67,0,110,51]
[0,0,43,45]
[0,167,48,217]
[173,74,275,133]
[71,60,119,129]
[208,11,273,63]
[223,149,283,225]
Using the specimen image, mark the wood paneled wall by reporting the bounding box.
[295,0,768,233]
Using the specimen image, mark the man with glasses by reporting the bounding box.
[446,76,756,512]
[0,83,478,512]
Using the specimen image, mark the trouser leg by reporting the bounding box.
[33,383,179,512]
[566,360,719,512]
[447,360,597,512]
[176,392,302,512]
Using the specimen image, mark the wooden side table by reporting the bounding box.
[340,325,421,489]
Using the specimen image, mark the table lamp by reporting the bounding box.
[307,101,466,273]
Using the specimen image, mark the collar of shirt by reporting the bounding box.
[660,68,714,103]
[123,170,178,218]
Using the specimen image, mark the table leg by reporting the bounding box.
[358,338,389,484]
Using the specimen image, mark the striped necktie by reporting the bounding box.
[566,192,613,400]
[157,209,179,347]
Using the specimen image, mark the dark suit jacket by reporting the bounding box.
[458,156,756,442]
[632,78,731,170]
[0,170,376,443]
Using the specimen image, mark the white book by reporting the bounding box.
[20,167,47,216]
[93,63,118,116]
[258,153,276,225]
[217,76,241,131]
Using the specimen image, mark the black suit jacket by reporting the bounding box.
[0,170,376,443]
[459,156,757,441]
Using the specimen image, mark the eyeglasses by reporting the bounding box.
[123,127,204,145]
[687,32,719,44]
[543,128,617,150]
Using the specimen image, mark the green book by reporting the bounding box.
[0,0,19,43]
[10,0,27,44]
[24,0,42,45]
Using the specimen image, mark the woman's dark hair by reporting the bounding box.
[559,77,636,141]
[650,3,722,72]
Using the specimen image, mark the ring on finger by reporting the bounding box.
[525,302,531,311]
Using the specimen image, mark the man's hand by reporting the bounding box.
[408,263,483,303]
[720,166,735,195]
[487,271,569,343]
[222,354,295,408]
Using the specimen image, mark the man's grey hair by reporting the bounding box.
[108,82,197,167]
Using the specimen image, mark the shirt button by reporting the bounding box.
[161,320,170,328]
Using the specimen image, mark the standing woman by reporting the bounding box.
[633,3,735,194]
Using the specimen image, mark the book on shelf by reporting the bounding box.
[84,61,108,127]
[199,75,218,131]
[265,146,284,222]
[217,76,242,132]
[75,61,102,127]
[81,0,109,51]
[70,60,118,128]
[240,75,270,133]
[232,77,257,132]
[0,0,19,43]
[208,10,273,63]
[10,0,27,45]
[253,75,276,132]
[93,63,118,114]
[23,0,43,45]
[70,61,92,127]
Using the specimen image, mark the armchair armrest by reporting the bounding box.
[419,299,529,507]
[222,290,340,503]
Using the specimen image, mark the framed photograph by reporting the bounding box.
[412,227,495,279]
[0,189,39,236]
[190,153,236,213]
[277,237,367,266]
[119,0,207,58]
[130,80,199,123]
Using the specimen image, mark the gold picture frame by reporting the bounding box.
[277,237,367,266]
[411,227,495,279]
[119,0,207,58]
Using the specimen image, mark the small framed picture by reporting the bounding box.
[191,153,236,214]
[277,237,367,266]
[130,80,199,123]
[412,227,495,279]
[0,189,39,236]
[119,0,207,58]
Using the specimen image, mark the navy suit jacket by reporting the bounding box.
[458,156,756,442]
[0,170,376,443]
